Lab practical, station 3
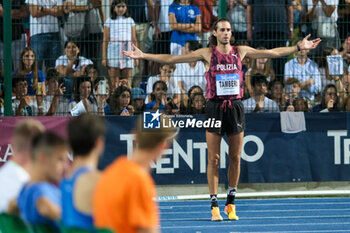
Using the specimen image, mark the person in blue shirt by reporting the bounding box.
[284,48,322,101]
[16,47,46,96]
[60,114,106,230]
[169,0,202,55]
[145,80,167,111]
[15,131,68,228]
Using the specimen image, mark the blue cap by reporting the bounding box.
[131,88,146,99]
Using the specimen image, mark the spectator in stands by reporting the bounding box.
[56,41,93,100]
[118,78,130,89]
[15,132,67,229]
[64,0,105,66]
[317,46,348,92]
[227,0,248,42]
[70,76,102,115]
[56,41,93,78]
[284,46,322,101]
[152,0,173,55]
[164,97,179,114]
[26,0,63,70]
[94,77,110,115]
[169,0,202,55]
[337,0,350,42]
[42,68,66,116]
[173,40,207,96]
[103,0,138,90]
[146,63,181,106]
[150,0,173,75]
[285,102,295,111]
[16,47,46,96]
[105,85,133,115]
[340,36,350,70]
[12,75,38,116]
[292,0,302,29]
[60,114,106,231]
[313,83,345,112]
[127,0,153,87]
[145,80,167,111]
[48,78,75,116]
[0,0,28,71]
[84,64,100,87]
[193,0,217,46]
[187,92,206,114]
[242,74,280,113]
[0,119,44,213]
[303,0,340,54]
[180,85,204,112]
[131,87,146,115]
[268,79,286,111]
[94,116,177,233]
[293,97,309,112]
[245,48,275,97]
[247,0,293,77]
[285,77,302,103]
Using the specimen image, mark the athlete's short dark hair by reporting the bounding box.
[31,131,67,160]
[68,114,106,156]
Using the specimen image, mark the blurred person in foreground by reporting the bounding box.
[60,114,106,231]
[93,116,178,233]
[0,119,44,213]
[14,132,68,229]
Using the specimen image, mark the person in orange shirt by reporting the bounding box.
[93,116,177,233]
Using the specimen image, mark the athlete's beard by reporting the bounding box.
[218,39,229,46]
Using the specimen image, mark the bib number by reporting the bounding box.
[216,73,240,96]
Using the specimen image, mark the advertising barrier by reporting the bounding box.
[0,113,349,184]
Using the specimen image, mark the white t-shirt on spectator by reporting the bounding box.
[12,98,38,116]
[42,95,54,114]
[307,0,338,30]
[104,16,135,41]
[0,161,30,213]
[157,0,172,33]
[55,55,93,72]
[242,96,280,113]
[26,0,63,36]
[173,61,207,93]
[145,75,181,103]
[56,96,74,116]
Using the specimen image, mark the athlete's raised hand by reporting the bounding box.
[299,34,321,50]
[123,43,143,59]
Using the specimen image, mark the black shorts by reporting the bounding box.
[205,99,245,136]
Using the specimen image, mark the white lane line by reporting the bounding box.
[161,222,350,229]
[159,202,350,208]
[161,208,350,214]
[241,230,350,233]
[161,215,350,221]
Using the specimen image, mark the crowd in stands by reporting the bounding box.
[1,0,350,116]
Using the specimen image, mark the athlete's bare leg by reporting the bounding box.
[227,132,244,188]
[206,131,223,195]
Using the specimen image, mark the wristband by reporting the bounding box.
[296,44,301,52]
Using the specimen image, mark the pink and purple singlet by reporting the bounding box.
[205,46,244,101]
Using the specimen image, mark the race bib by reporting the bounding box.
[216,73,240,96]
